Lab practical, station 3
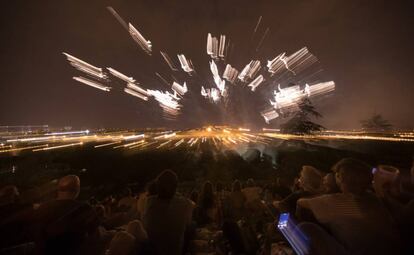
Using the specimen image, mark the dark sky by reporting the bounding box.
[1,0,413,129]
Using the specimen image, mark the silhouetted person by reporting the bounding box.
[0,185,33,248]
[33,175,98,255]
[106,231,136,255]
[229,180,246,220]
[143,170,193,255]
[274,165,322,214]
[196,181,219,226]
[297,158,401,255]
[322,172,339,194]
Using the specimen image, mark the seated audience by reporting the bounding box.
[136,180,157,219]
[105,231,136,255]
[322,172,339,194]
[196,181,219,226]
[274,165,322,214]
[242,178,262,204]
[272,177,292,200]
[297,158,401,255]
[0,185,33,248]
[32,175,98,255]
[229,180,246,221]
[143,170,193,255]
[127,220,149,253]
[118,188,137,212]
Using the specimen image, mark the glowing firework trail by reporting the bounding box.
[63,7,337,122]
[256,27,269,52]
[139,141,158,149]
[0,144,48,153]
[154,132,176,140]
[126,83,150,97]
[154,72,172,88]
[123,134,145,141]
[223,64,239,84]
[147,89,181,116]
[266,81,335,117]
[124,88,149,101]
[209,61,226,95]
[107,6,128,31]
[107,6,152,55]
[218,35,226,58]
[267,47,316,76]
[201,86,221,102]
[107,67,136,83]
[113,140,145,148]
[63,53,108,80]
[73,76,111,92]
[174,139,185,147]
[238,60,261,82]
[171,82,188,96]
[160,51,179,71]
[163,132,177,139]
[33,142,82,152]
[207,33,227,60]
[261,108,280,123]
[128,23,152,55]
[253,16,262,35]
[94,141,122,148]
[286,47,318,74]
[157,140,172,149]
[7,136,52,143]
[247,75,264,91]
[46,130,89,136]
[177,54,194,74]
[129,141,149,149]
[190,138,199,147]
[206,33,218,59]
[306,81,335,97]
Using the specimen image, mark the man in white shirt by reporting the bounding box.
[296,158,400,255]
[143,170,193,255]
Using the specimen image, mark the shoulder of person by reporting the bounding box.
[297,194,335,207]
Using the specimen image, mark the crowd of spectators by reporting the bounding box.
[0,157,413,254]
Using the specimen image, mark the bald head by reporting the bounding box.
[57,175,80,200]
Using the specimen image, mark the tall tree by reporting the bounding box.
[280,98,325,134]
[360,114,392,131]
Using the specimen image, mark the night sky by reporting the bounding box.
[1,0,413,129]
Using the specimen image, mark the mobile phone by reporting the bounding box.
[277,213,309,255]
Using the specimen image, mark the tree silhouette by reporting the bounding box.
[280,98,325,134]
[360,114,392,132]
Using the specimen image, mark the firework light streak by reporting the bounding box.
[61,6,337,123]
[94,141,122,148]
[107,67,136,83]
[73,76,111,92]
[126,83,150,96]
[160,51,179,71]
[124,88,149,101]
[209,61,226,96]
[0,144,49,153]
[32,142,83,152]
[223,64,239,83]
[177,54,195,74]
[238,60,261,82]
[128,23,152,55]
[247,74,264,92]
[171,82,188,96]
[63,53,108,80]
[123,134,145,141]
